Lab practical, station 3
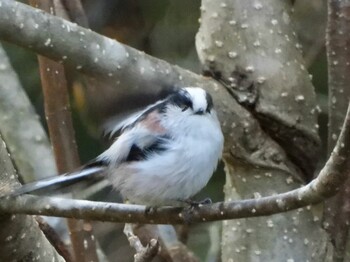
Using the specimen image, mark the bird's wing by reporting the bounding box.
[11,96,173,196]
[96,104,171,166]
[102,86,177,137]
[103,109,144,137]
[103,99,166,137]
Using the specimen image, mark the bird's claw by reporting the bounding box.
[145,206,157,215]
[184,197,212,208]
[180,197,212,224]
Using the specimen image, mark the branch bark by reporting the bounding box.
[28,1,99,261]
[123,224,159,262]
[0,37,73,261]
[0,133,64,261]
[196,1,324,260]
[132,224,200,262]
[152,225,199,262]
[0,32,64,261]
[325,0,350,261]
[196,0,320,179]
[0,44,57,182]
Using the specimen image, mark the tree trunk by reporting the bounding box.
[196,0,332,260]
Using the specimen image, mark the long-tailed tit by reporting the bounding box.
[12,87,224,206]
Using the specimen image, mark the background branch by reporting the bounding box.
[155,225,199,262]
[0,44,56,181]
[0,37,73,261]
[196,1,324,260]
[28,1,99,261]
[123,224,159,262]
[0,134,64,261]
[196,0,320,180]
[0,34,64,261]
[133,224,199,262]
[325,0,350,260]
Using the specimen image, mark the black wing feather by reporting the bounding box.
[126,136,170,162]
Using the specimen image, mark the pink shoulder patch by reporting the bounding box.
[141,111,167,134]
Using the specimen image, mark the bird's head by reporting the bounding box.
[168,87,214,116]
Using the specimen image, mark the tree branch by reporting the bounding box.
[1,99,349,224]
[0,136,64,261]
[28,0,100,261]
[156,225,199,262]
[0,44,57,181]
[325,0,350,260]
[123,224,159,262]
[0,0,191,90]
[196,0,320,179]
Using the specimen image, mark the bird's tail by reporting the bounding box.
[10,166,106,196]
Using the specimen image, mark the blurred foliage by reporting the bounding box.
[1,0,329,260]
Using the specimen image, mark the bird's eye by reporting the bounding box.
[171,91,193,112]
[181,105,189,112]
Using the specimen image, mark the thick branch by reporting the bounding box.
[196,0,320,179]
[0,0,190,90]
[325,0,350,260]
[0,44,56,181]
[0,136,64,261]
[327,0,350,153]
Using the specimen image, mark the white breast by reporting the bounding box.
[110,108,224,206]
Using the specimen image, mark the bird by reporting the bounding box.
[11,87,224,206]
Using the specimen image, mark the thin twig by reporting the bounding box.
[156,225,199,262]
[35,216,73,262]
[123,224,159,262]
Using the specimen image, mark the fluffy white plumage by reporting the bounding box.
[98,87,224,205]
[12,87,224,206]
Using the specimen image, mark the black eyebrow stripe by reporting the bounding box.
[167,90,193,109]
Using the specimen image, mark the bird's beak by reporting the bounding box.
[195,109,204,115]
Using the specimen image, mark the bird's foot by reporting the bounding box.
[184,197,212,208]
[145,206,157,215]
[180,197,212,225]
